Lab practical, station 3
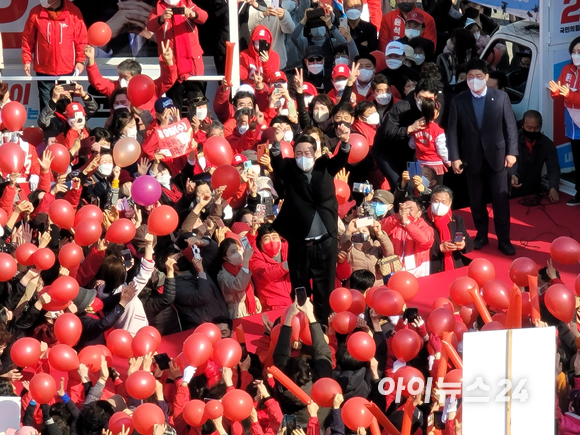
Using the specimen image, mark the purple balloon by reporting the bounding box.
[131,175,162,206]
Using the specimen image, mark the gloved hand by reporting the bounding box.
[183,366,197,384]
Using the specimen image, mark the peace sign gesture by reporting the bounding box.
[347,62,360,86]
[294,68,304,94]
[161,40,174,66]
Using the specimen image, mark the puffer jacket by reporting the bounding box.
[21,0,87,75]
[239,25,280,84]
[341,232,394,286]
[249,240,292,311]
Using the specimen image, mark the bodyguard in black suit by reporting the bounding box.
[271,125,351,321]
[447,59,518,256]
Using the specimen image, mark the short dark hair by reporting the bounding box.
[402,196,424,212]
[110,108,135,138]
[156,247,179,274]
[354,100,376,118]
[371,74,390,91]
[270,115,292,126]
[415,78,440,96]
[355,54,376,67]
[293,134,317,149]
[212,316,233,330]
[233,91,255,107]
[419,62,442,81]
[256,223,279,250]
[350,269,375,291]
[488,71,508,90]
[539,266,559,282]
[331,102,355,118]
[569,36,580,55]
[523,109,542,126]
[219,238,239,259]
[109,87,128,108]
[0,379,15,396]
[431,185,454,201]
[92,127,111,145]
[465,58,489,75]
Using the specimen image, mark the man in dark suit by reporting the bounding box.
[271,125,351,321]
[447,58,518,256]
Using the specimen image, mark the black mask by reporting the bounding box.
[523,129,540,141]
[464,7,479,18]
[398,2,414,12]
[55,98,71,113]
[352,232,369,243]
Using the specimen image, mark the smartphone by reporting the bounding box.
[62,83,76,92]
[171,6,185,14]
[339,17,348,28]
[295,287,307,306]
[284,415,297,433]
[243,160,253,173]
[257,144,268,162]
[154,353,171,371]
[258,40,270,54]
[356,216,374,228]
[287,100,297,119]
[216,219,225,229]
[192,245,202,260]
[353,182,372,194]
[273,83,284,89]
[454,232,463,244]
[240,236,250,250]
[340,239,352,252]
[255,204,266,222]
[407,161,417,179]
[403,307,419,323]
[120,249,132,268]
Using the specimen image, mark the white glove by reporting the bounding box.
[183,366,196,384]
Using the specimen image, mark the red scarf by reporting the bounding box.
[162,184,183,203]
[222,260,257,315]
[428,208,454,271]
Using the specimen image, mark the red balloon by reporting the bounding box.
[391,329,422,362]
[79,346,104,372]
[280,306,301,342]
[48,344,79,372]
[329,287,352,312]
[1,101,27,131]
[49,276,79,302]
[551,236,580,265]
[106,218,137,244]
[183,400,207,427]
[133,403,165,435]
[29,373,56,404]
[453,320,468,341]
[298,312,312,345]
[0,253,17,282]
[482,280,510,311]
[388,271,419,301]
[131,332,158,357]
[509,257,538,287]
[393,366,425,397]
[74,205,104,226]
[444,369,463,398]
[21,127,44,146]
[347,331,376,361]
[460,303,478,326]
[348,290,366,315]
[59,243,84,269]
[148,205,179,236]
[311,378,342,407]
[373,289,405,316]
[96,344,113,366]
[492,312,507,324]
[0,142,25,174]
[184,333,213,367]
[432,297,454,313]
[545,284,576,322]
[109,412,133,435]
[34,248,55,271]
[204,400,224,420]
[46,144,71,175]
[87,21,112,46]
[213,338,242,368]
[428,307,456,337]
[222,389,254,421]
[194,323,222,346]
[211,165,241,200]
[449,276,478,306]
[106,329,133,359]
[38,287,71,311]
[126,370,157,399]
[334,179,350,205]
[341,397,373,430]
[74,219,102,246]
[10,337,41,367]
[365,286,382,308]
[481,321,504,331]
[280,141,294,158]
[204,136,234,166]
[467,258,496,288]
[15,243,38,266]
[137,326,162,348]
[576,274,580,296]
[331,311,358,334]
[54,313,82,346]
[0,208,7,227]
[127,75,155,108]
[348,133,369,164]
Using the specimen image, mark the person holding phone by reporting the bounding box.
[239,26,281,84]
[425,185,473,274]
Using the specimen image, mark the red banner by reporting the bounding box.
[156,119,195,159]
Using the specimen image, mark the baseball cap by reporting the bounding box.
[464,18,477,28]
[235,84,256,96]
[302,82,318,96]
[373,189,394,205]
[271,71,288,83]
[154,97,175,114]
[406,10,425,24]
[305,45,325,60]
[232,153,248,165]
[65,102,85,119]
[404,45,416,62]
[332,64,350,79]
[385,41,405,56]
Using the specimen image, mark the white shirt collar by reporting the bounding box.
[470,86,488,99]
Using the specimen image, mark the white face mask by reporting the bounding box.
[113,103,130,111]
[358,69,374,82]
[157,173,172,188]
[227,251,243,267]
[283,130,294,142]
[573,54,580,66]
[366,112,380,125]
[405,28,421,39]
[335,57,349,66]
[386,59,403,70]
[313,111,329,123]
[431,202,450,216]
[126,126,138,139]
[346,8,361,20]
[307,63,324,75]
[467,77,487,93]
[119,78,129,88]
[296,156,315,172]
[68,114,86,130]
[304,96,314,106]
[333,79,348,92]
[473,32,481,41]
[281,0,296,12]
[99,163,114,176]
[164,0,180,5]
[414,54,425,65]
[416,98,422,111]
[40,0,57,8]
[196,107,208,120]
[238,124,249,135]
[375,93,392,105]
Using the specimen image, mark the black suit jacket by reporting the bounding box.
[425,213,474,274]
[271,142,349,244]
[447,87,518,173]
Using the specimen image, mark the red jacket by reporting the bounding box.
[240,26,280,84]
[141,119,190,176]
[21,0,87,75]
[378,8,437,52]
[147,0,208,80]
[552,63,580,109]
[353,119,378,147]
[249,240,292,311]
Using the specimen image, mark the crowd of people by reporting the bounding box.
[0,0,577,433]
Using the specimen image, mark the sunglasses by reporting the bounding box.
[308,56,324,62]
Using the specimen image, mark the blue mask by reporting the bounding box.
[311,26,326,38]
[373,202,388,217]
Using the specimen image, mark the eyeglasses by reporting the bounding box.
[308,56,324,62]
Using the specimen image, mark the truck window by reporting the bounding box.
[483,39,532,104]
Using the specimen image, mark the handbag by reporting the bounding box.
[377,254,403,276]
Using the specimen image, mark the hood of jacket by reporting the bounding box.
[248,25,274,58]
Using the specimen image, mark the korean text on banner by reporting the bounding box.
[156,119,195,159]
